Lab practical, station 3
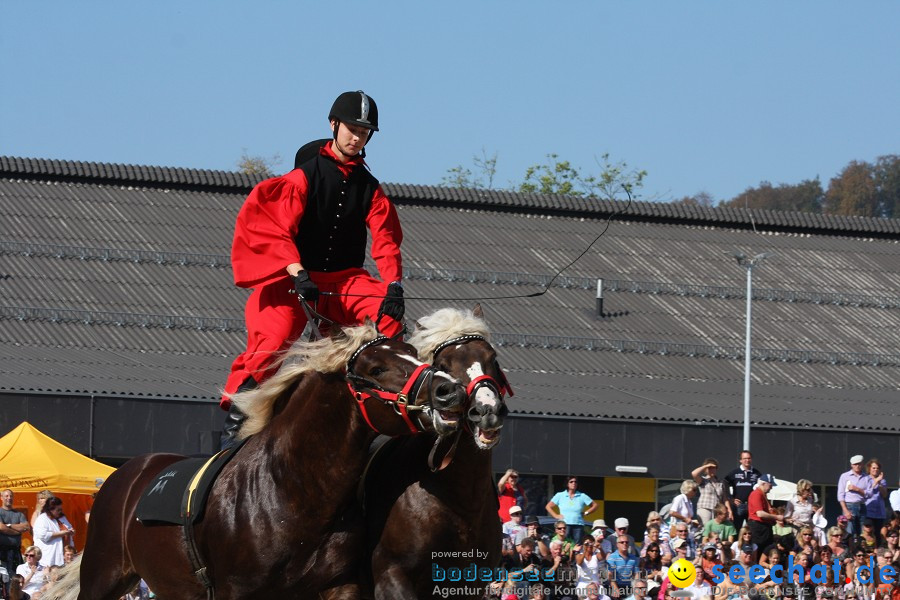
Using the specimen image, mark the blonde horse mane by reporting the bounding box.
[231,322,381,437]
[39,553,82,600]
[408,307,490,363]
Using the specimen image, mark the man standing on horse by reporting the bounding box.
[221,90,405,447]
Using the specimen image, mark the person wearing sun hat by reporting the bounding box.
[838,454,867,539]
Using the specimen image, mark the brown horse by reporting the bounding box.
[365,306,512,599]
[46,323,466,600]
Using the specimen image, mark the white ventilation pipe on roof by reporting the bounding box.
[596,279,604,317]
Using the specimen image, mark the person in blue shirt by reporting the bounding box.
[546,476,598,541]
[606,535,640,598]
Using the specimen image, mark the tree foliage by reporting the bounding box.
[518,153,646,199]
[672,191,717,208]
[823,161,879,217]
[722,179,824,213]
[444,149,900,217]
[442,150,646,200]
[441,149,498,190]
[874,155,900,218]
[712,155,900,218]
[237,150,282,178]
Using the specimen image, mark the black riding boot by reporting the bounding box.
[220,377,257,450]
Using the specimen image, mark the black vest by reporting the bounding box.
[294,144,379,272]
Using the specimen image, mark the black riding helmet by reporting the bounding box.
[329,90,379,132]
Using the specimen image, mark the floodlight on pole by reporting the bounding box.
[729,251,771,452]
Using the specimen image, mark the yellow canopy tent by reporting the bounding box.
[0,422,115,551]
[0,422,113,493]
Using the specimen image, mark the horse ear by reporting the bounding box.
[329,323,346,339]
[473,303,484,319]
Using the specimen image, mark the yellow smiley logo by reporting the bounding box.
[668,558,696,588]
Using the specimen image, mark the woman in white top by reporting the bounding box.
[669,480,700,537]
[574,535,602,591]
[32,496,74,567]
[15,545,46,596]
[785,479,816,529]
[729,527,757,561]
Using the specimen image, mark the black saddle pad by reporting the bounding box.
[135,438,247,526]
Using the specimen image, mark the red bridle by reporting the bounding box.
[346,337,437,434]
[432,335,514,399]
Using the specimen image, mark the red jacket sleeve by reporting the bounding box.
[367,185,403,284]
[231,170,309,288]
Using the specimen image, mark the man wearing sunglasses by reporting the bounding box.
[607,535,639,598]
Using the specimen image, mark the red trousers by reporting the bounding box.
[222,268,402,407]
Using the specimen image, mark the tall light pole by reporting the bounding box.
[731,251,771,452]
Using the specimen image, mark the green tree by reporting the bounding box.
[824,161,879,217]
[518,153,646,199]
[237,150,282,178]
[721,178,824,213]
[441,149,498,189]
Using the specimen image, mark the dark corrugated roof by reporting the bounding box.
[3,156,899,237]
[2,156,900,431]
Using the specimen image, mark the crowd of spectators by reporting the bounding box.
[487,452,900,600]
[0,489,153,600]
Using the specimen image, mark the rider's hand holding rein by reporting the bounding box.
[292,269,319,303]
[379,281,404,322]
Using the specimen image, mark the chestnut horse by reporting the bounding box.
[364,306,512,599]
[46,323,466,600]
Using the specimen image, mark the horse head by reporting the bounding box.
[231,322,465,439]
[345,328,466,437]
[410,305,512,449]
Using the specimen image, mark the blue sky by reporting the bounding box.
[2,1,898,203]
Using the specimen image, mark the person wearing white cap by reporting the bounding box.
[747,473,781,550]
[602,517,639,556]
[502,505,527,546]
[837,454,867,538]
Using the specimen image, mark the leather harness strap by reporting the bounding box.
[348,362,434,434]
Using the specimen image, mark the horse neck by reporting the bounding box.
[432,433,494,499]
[265,373,373,495]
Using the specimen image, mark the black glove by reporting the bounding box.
[379,281,405,322]
[292,271,319,303]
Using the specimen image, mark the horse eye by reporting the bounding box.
[369,366,387,377]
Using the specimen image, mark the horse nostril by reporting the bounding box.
[482,414,499,429]
[434,381,463,406]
